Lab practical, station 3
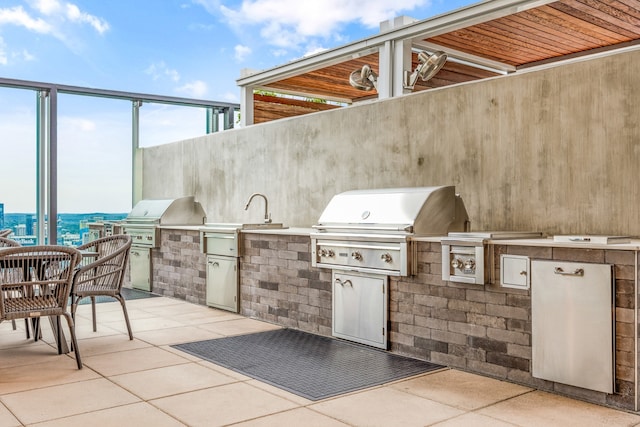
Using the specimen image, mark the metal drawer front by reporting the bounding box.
[203,233,238,256]
[531,260,614,394]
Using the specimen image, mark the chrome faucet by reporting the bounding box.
[244,193,272,223]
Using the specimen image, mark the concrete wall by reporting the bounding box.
[143,49,640,236]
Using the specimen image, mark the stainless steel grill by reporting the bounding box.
[122,196,206,291]
[311,186,470,276]
[311,186,469,349]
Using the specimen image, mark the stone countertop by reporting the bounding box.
[488,237,640,251]
[239,227,314,236]
[413,235,640,251]
[161,224,315,236]
[159,226,640,250]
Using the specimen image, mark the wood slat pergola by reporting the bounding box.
[239,0,640,124]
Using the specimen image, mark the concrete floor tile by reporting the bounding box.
[0,402,20,427]
[1,378,140,425]
[172,309,243,325]
[74,335,151,357]
[431,412,520,426]
[151,382,298,427]
[82,346,190,376]
[232,407,350,426]
[110,362,238,400]
[0,357,100,394]
[196,360,253,381]
[0,341,60,369]
[477,390,640,427]
[390,369,532,410]
[310,387,464,427]
[103,316,184,333]
[197,318,282,336]
[29,402,186,427]
[245,379,313,406]
[134,325,222,346]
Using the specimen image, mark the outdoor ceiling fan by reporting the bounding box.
[349,64,378,91]
[403,50,447,90]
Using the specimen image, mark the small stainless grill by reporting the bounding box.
[311,186,469,276]
[122,196,206,291]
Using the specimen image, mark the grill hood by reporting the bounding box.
[126,196,206,225]
[314,186,469,236]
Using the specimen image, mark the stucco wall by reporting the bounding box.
[142,49,640,236]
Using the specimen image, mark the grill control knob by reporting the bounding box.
[464,258,476,270]
[381,253,393,263]
[352,251,363,261]
[451,258,463,269]
[319,248,328,257]
[327,249,335,258]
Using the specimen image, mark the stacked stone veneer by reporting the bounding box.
[151,229,207,305]
[239,232,332,335]
[238,233,637,412]
[391,241,636,411]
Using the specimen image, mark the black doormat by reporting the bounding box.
[172,328,444,401]
[74,287,159,305]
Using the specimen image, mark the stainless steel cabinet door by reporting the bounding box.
[332,271,388,349]
[531,260,614,393]
[130,247,151,291]
[206,255,238,313]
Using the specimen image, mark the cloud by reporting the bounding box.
[234,44,251,61]
[0,1,109,44]
[217,0,430,50]
[65,3,109,34]
[145,61,181,82]
[0,5,53,33]
[176,80,208,98]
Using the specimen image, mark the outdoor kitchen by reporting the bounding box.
[136,185,637,413]
[131,22,640,414]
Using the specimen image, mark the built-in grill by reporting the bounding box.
[311,186,470,276]
[311,186,469,349]
[122,196,206,291]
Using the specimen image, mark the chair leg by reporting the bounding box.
[61,312,82,369]
[115,294,133,340]
[11,319,16,330]
[55,316,63,355]
[24,319,30,339]
[91,296,97,332]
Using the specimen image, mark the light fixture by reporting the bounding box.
[349,64,378,91]
[403,50,447,90]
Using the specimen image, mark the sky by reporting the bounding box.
[0,0,478,213]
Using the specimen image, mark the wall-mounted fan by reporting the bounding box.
[404,51,447,90]
[349,64,378,91]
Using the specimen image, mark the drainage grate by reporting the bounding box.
[173,328,444,400]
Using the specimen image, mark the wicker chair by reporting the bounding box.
[0,237,22,332]
[0,229,12,238]
[70,234,133,340]
[0,245,83,369]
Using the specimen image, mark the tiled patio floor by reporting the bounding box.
[1,294,640,426]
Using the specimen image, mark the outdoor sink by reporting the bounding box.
[241,223,287,230]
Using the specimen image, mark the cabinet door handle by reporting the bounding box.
[554,267,584,277]
[209,261,220,267]
[335,278,353,287]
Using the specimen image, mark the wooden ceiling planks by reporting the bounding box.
[253,0,640,123]
[253,94,340,124]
